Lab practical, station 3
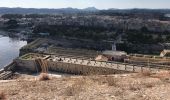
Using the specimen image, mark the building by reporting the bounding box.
[160,49,170,57]
[100,50,127,61]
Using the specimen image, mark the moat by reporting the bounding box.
[0,35,27,68]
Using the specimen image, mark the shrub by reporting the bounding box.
[139,70,151,77]
[65,79,86,96]
[90,76,118,86]
[0,92,6,100]
[143,83,154,88]
[129,82,141,91]
[106,76,117,86]
[39,73,51,81]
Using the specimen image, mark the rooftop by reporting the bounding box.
[102,50,127,56]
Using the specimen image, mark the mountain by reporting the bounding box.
[108,8,119,10]
[0,7,170,14]
[83,7,99,11]
[0,7,98,14]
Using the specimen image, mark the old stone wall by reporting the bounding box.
[15,54,164,74]
[15,59,38,72]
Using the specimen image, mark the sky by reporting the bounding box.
[0,0,170,9]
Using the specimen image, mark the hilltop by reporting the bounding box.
[1,72,170,100]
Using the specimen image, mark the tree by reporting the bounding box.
[155,35,164,43]
[166,35,170,42]
[4,19,19,29]
[2,14,23,19]
[140,26,149,32]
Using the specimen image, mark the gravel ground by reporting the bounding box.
[0,72,170,100]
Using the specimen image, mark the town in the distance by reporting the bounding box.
[1,7,170,99]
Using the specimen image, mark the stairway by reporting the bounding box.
[0,71,13,80]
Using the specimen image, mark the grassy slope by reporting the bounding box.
[0,72,170,100]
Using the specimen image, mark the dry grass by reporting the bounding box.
[0,92,6,100]
[64,79,86,96]
[105,76,118,86]
[136,70,170,83]
[138,70,152,77]
[39,73,51,81]
[0,73,170,99]
[87,75,118,87]
[153,71,170,78]
[98,76,118,86]
[152,71,170,83]
[143,82,155,88]
[129,82,141,91]
[128,79,156,91]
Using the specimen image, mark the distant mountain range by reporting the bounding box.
[0,7,170,14]
[0,7,99,14]
[83,7,98,11]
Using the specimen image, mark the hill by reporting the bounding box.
[1,72,170,100]
[0,7,170,14]
[0,7,99,14]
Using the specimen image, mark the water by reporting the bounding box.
[0,35,27,68]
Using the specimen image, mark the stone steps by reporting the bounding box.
[0,71,13,80]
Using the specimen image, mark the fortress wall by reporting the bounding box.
[14,58,129,74]
[15,59,37,72]
[47,61,127,75]
[14,54,164,74]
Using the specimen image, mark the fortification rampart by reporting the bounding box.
[14,53,166,75]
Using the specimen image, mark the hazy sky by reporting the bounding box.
[0,0,170,9]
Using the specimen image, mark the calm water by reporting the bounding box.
[0,35,27,68]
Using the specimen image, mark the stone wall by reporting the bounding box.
[15,59,38,72]
[47,61,127,75]
[14,54,164,74]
